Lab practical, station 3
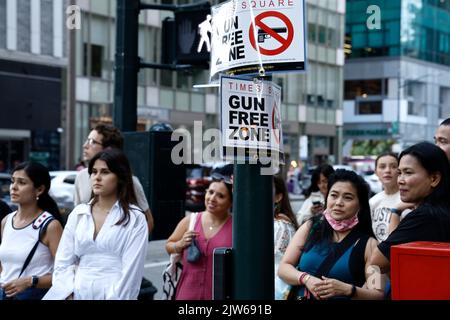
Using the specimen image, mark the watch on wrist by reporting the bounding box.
[31,275,39,288]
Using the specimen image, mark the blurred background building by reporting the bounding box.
[344,0,450,156]
[0,0,68,171]
[0,0,346,171]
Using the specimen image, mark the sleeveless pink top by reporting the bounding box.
[175,212,232,300]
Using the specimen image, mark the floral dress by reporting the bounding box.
[274,218,296,300]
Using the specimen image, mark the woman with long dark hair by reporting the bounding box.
[370,142,450,273]
[273,176,298,299]
[44,149,148,300]
[0,162,63,300]
[279,170,385,300]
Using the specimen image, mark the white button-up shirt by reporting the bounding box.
[43,202,148,300]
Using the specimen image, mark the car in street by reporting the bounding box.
[185,164,212,212]
[49,171,78,220]
[0,172,17,211]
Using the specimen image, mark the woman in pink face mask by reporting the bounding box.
[278,170,385,300]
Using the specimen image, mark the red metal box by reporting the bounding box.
[391,242,450,300]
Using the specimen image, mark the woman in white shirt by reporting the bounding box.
[0,162,63,300]
[273,176,298,299]
[369,152,412,242]
[44,149,148,300]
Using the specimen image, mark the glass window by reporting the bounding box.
[344,79,384,99]
[83,43,103,78]
[357,101,382,115]
[17,0,31,52]
[0,0,5,49]
[40,0,53,55]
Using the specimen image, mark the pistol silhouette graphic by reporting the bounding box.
[257,27,287,43]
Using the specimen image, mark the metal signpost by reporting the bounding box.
[211,0,306,299]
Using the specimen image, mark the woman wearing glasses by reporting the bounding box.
[166,173,233,300]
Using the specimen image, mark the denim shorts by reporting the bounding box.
[0,287,48,300]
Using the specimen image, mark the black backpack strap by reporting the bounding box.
[18,215,55,278]
[314,229,362,278]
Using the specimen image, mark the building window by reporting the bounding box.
[0,0,5,48]
[83,43,103,78]
[345,79,384,99]
[356,100,382,115]
[308,23,316,42]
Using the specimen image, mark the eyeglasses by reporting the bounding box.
[211,172,233,185]
[84,138,103,147]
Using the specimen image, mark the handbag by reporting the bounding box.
[162,212,199,300]
[187,237,202,263]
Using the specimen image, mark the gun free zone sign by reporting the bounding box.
[210,0,306,81]
[220,76,284,162]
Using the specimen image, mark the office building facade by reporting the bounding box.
[344,0,450,153]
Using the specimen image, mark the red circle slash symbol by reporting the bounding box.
[272,101,281,145]
[249,11,294,56]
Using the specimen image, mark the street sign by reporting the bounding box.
[220,76,284,162]
[210,0,306,81]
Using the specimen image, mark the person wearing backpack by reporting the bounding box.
[278,169,385,300]
[0,162,63,300]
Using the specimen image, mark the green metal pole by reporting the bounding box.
[113,0,139,131]
[232,163,274,299]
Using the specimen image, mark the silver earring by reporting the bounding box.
[36,196,39,201]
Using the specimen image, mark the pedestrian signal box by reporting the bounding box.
[174,3,211,66]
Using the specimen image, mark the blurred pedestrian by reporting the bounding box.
[296,164,335,226]
[74,124,153,233]
[44,149,148,300]
[0,162,63,300]
[166,174,233,300]
[273,176,298,300]
[370,142,450,273]
[369,153,413,242]
[0,200,11,227]
[74,158,85,171]
[434,118,450,164]
[278,169,385,300]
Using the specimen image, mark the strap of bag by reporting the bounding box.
[314,228,362,278]
[188,212,198,231]
[18,215,55,278]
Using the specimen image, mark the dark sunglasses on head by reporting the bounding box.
[211,172,232,184]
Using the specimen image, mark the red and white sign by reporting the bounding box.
[220,76,284,156]
[248,11,294,56]
[210,0,306,81]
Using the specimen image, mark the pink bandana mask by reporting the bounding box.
[324,209,359,232]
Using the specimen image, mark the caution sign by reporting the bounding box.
[211,0,306,81]
[220,76,284,162]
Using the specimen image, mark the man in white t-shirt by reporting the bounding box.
[74,124,154,233]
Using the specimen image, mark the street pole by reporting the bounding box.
[65,0,77,169]
[232,75,274,300]
[114,0,139,132]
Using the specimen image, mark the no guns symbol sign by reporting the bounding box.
[249,11,294,56]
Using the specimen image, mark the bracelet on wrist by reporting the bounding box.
[390,208,401,216]
[298,272,310,286]
[173,243,179,253]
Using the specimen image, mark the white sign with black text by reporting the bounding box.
[210,0,306,81]
[221,76,283,160]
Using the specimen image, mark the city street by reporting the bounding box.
[143,195,304,300]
